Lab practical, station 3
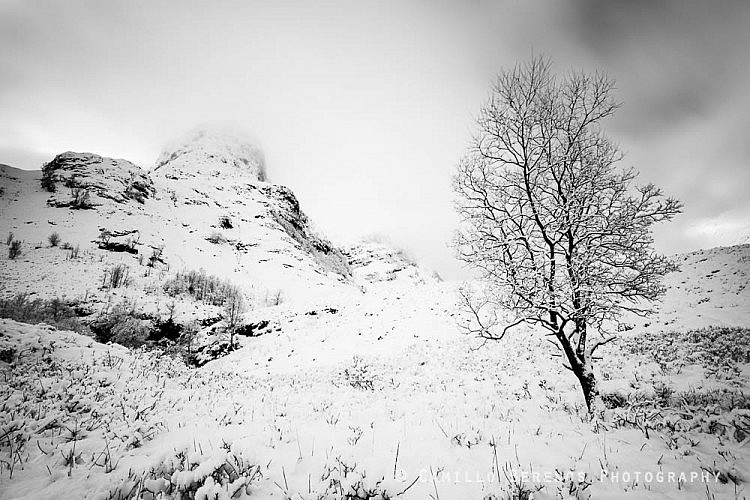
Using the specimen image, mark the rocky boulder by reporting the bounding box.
[41,152,155,207]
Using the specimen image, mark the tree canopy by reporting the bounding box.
[454,57,682,411]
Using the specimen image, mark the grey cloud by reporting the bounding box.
[566,0,750,135]
[1,0,748,276]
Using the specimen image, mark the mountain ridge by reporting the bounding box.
[0,132,439,324]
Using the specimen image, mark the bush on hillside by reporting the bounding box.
[106,445,261,499]
[163,269,243,307]
[0,294,88,334]
[103,263,131,289]
[40,161,56,192]
[219,215,233,229]
[66,244,80,260]
[70,188,93,209]
[48,232,61,247]
[620,326,750,378]
[206,231,227,244]
[8,239,22,260]
[90,301,150,347]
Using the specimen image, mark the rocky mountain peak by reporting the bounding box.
[153,128,266,182]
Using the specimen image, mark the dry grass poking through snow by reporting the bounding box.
[1,276,749,499]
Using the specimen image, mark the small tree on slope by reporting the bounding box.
[453,57,682,413]
[224,286,247,349]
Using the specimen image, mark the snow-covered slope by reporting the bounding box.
[153,128,267,182]
[2,133,750,499]
[0,241,748,499]
[620,244,750,332]
[0,132,353,317]
[342,239,441,289]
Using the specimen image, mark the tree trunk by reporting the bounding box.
[557,323,601,415]
[575,363,599,414]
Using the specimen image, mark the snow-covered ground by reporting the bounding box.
[1,244,749,499]
[1,135,749,499]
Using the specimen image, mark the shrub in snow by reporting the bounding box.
[341,356,376,391]
[620,327,750,379]
[108,318,149,347]
[206,231,228,244]
[0,294,87,333]
[5,231,13,246]
[67,244,80,260]
[48,231,61,247]
[0,346,15,363]
[150,316,183,342]
[163,269,243,307]
[70,187,93,209]
[99,229,113,246]
[0,329,185,491]
[218,215,233,229]
[41,160,56,192]
[104,263,131,289]
[223,285,246,347]
[104,445,261,500]
[90,301,150,347]
[8,239,21,259]
[310,454,418,499]
[608,386,750,449]
[97,229,139,254]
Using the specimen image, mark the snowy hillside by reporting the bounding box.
[0,132,354,318]
[619,244,750,332]
[342,238,442,289]
[0,241,748,499]
[154,128,267,182]
[2,141,750,499]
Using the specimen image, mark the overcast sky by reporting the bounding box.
[2,0,749,278]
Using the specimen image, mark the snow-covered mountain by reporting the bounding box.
[1,239,748,499]
[0,130,445,325]
[0,131,361,322]
[153,128,267,182]
[3,132,750,500]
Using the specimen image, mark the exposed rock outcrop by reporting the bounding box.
[152,130,350,279]
[343,239,440,286]
[0,129,355,308]
[41,152,155,207]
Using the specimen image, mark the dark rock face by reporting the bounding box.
[41,152,155,207]
[258,184,350,277]
[151,129,350,278]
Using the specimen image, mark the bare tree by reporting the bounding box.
[223,286,246,348]
[453,57,682,413]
